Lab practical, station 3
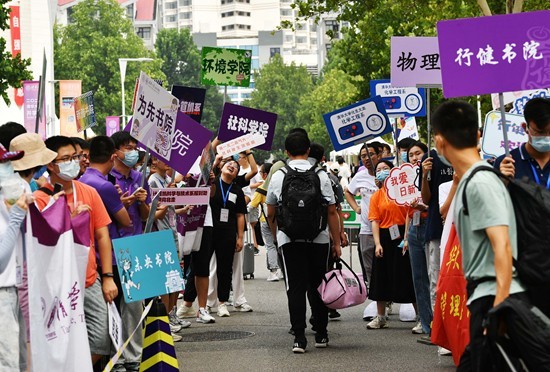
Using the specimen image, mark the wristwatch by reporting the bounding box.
[102,272,114,278]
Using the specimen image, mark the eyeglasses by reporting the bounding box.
[54,154,81,164]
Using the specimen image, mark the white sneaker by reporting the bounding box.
[196,308,216,324]
[169,323,182,333]
[176,305,196,319]
[276,269,284,280]
[366,315,388,329]
[234,303,253,312]
[217,303,230,317]
[412,321,424,334]
[171,332,182,342]
[267,271,279,282]
[438,347,452,356]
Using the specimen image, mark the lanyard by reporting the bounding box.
[529,162,550,189]
[219,178,233,208]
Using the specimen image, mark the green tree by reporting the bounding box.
[0,1,32,104]
[296,69,363,152]
[155,28,224,133]
[243,54,314,155]
[54,0,165,134]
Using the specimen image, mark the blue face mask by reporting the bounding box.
[530,135,550,153]
[438,152,452,167]
[375,169,390,183]
[400,152,408,163]
[120,150,139,168]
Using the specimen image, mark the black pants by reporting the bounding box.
[281,241,330,338]
[183,227,214,303]
[209,228,236,302]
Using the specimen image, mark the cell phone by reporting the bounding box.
[131,187,144,196]
[53,183,63,194]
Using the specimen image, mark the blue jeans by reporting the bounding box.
[408,219,432,334]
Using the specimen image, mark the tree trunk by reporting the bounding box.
[476,0,492,16]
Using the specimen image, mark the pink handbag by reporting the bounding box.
[317,258,367,309]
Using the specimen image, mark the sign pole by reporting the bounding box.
[426,88,431,181]
[498,92,511,157]
[394,118,400,165]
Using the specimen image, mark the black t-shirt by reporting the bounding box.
[210,177,247,231]
[235,174,250,189]
[419,149,454,241]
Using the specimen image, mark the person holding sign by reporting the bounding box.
[366,160,416,330]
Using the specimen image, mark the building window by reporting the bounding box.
[281,9,292,16]
[179,0,191,5]
[222,11,234,17]
[221,0,234,4]
[270,47,280,57]
[325,20,339,32]
[166,15,177,22]
[236,11,250,16]
[296,36,307,44]
[165,1,177,9]
[67,7,75,23]
[222,25,235,31]
[125,4,134,19]
[137,27,151,39]
[180,11,191,19]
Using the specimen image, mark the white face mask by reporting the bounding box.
[57,160,80,181]
[0,161,14,181]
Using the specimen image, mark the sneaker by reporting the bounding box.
[170,312,191,328]
[254,248,260,256]
[234,303,253,312]
[176,305,196,319]
[328,309,341,319]
[412,321,424,334]
[438,347,452,356]
[292,337,307,354]
[217,303,230,317]
[315,334,329,348]
[276,269,284,280]
[171,332,183,342]
[179,319,191,329]
[169,322,182,333]
[386,302,393,316]
[366,315,388,329]
[196,308,216,324]
[267,271,279,282]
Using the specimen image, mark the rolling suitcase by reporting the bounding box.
[243,222,255,279]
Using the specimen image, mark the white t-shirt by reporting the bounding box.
[346,169,378,235]
[266,159,335,246]
[338,163,351,188]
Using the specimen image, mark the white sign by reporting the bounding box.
[130,71,178,160]
[149,187,211,206]
[384,163,420,206]
[397,117,419,142]
[491,89,550,112]
[216,133,266,158]
[481,111,527,158]
[108,302,123,351]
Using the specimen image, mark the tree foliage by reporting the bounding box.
[54,0,165,134]
[0,1,32,104]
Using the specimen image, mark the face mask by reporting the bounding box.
[120,150,139,168]
[400,152,408,163]
[530,135,550,153]
[57,160,80,181]
[375,169,390,183]
[438,152,452,167]
[0,161,14,181]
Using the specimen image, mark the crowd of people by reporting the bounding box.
[0,97,548,371]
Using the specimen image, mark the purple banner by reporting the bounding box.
[218,103,277,151]
[23,81,46,138]
[437,10,550,98]
[125,111,212,177]
[171,85,206,123]
[106,116,120,136]
[391,37,442,87]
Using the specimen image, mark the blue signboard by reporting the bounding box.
[323,96,392,151]
[370,79,427,117]
[113,230,184,303]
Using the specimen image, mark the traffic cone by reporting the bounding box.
[139,299,179,371]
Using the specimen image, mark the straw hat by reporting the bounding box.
[0,143,23,162]
[10,133,57,171]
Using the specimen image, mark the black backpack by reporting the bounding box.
[462,166,550,287]
[277,164,328,241]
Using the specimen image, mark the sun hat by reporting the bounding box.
[0,143,24,162]
[9,133,57,171]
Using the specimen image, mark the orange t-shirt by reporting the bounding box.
[34,181,112,287]
[368,189,409,228]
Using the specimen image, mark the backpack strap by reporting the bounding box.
[38,186,54,196]
[462,166,503,216]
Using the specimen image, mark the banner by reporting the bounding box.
[171,85,207,123]
[218,103,277,151]
[481,111,527,158]
[130,72,178,160]
[216,133,266,158]
[106,116,120,137]
[437,10,550,98]
[431,225,470,366]
[112,230,184,303]
[74,91,96,133]
[383,163,421,206]
[59,80,82,137]
[23,81,46,138]
[390,37,442,87]
[149,187,211,206]
[27,198,92,372]
[9,5,24,107]
[200,47,252,87]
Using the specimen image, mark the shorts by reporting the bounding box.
[0,286,27,371]
[248,205,259,223]
[84,277,110,355]
[192,227,213,277]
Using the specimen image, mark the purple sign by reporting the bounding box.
[105,116,120,137]
[391,37,442,87]
[171,85,207,123]
[124,111,212,176]
[23,81,46,138]
[218,103,277,151]
[437,10,550,98]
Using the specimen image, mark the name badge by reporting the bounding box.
[389,224,401,240]
[16,264,22,286]
[220,208,229,222]
[413,211,421,227]
[228,193,237,204]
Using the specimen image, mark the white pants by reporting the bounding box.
[207,249,247,307]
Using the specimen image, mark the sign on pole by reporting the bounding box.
[370,79,427,117]
[491,89,550,114]
[106,116,120,136]
[437,10,550,98]
[383,163,421,206]
[481,111,527,158]
[200,47,252,87]
[216,133,266,158]
[74,91,96,133]
[149,187,211,206]
[59,80,82,137]
[390,37,442,87]
[23,81,46,138]
[323,96,392,151]
[171,85,207,123]
[218,103,277,151]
